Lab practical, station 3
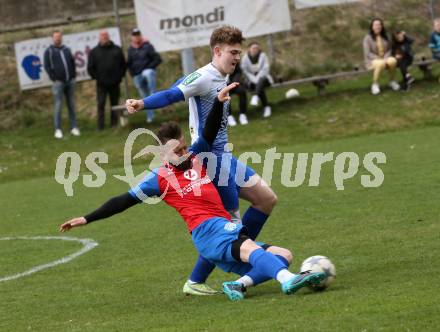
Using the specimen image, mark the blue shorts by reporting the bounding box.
[211,153,256,211]
[192,217,243,273]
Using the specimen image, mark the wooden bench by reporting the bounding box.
[272,58,438,95]
[112,58,438,120]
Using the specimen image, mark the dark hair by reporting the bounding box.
[391,30,404,45]
[157,121,182,144]
[369,18,388,40]
[210,25,245,49]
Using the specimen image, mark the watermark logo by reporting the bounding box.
[54,128,386,200]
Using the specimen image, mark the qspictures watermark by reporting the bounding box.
[54,128,386,200]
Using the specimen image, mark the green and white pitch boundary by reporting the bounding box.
[0,236,98,282]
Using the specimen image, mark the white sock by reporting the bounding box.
[235,275,254,288]
[276,269,296,284]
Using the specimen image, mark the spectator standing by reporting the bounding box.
[241,42,274,118]
[127,28,162,123]
[363,18,400,95]
[227,65,249,126]
[391,30,415,91]
[44,31,80,139]
[429,18,440,60]
[87,30,126,130]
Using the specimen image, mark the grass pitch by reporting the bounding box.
[1,75,440,331]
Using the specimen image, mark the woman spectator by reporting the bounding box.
[241,42,274,118]
[227,65,249,126]
[363,18,400,95]
[392,30,415,91]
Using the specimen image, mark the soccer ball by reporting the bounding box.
[300,255,336,291]
[285,88,300,99]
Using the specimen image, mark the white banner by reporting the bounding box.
[14,27,121,90]
[295,0,359,10]
[134,0,292,52]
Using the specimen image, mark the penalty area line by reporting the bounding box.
[0,236,98,282]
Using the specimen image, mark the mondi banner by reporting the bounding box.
[295,0,360,10]
[134,0,291,52]
[14,27,121,90]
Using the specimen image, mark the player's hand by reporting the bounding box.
[59,217,87,232]
[125,99,144,114]
[218,82,239,102]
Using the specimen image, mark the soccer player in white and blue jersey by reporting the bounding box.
[61,85,325,301]
[126,26,278,296]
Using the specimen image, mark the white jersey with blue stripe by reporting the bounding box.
[177,63,229,153]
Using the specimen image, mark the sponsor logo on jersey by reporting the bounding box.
[182,72,201,86]
[184,169,198,181]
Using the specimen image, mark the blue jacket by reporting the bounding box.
[429,32,440,53]
[127,41,162,76]
[43,44,76,82]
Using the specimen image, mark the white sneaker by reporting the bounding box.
[227,115,237,127]
[389,81,400,91]
[239,114,248,125]
[54,129,63,139]
[371,83,380,95]
[120,115,128,127]
[70,127,81,136]
[263,106,272,118]
[146,117,153,123]
[250,95,259,106]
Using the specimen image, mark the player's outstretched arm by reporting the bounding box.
[125,98,144,113]
[202,82,239,145]
[125,87,185,114]
[59,192,139,232]
[59,217,87,232]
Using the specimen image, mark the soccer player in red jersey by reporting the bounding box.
[60,84,325,301]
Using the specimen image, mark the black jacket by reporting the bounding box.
[87,41,126,86]
[43,45,76,82]
[392,35,414,58]
[228,65,244,84]
[127,41,162,76]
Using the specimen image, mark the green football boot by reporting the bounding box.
[183,281,221,296]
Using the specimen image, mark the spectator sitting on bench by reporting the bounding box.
[392,30,415,91]
[241,42,274,118]
[227,65,249,126]
[429,18,440,60]
[363,18,400,95]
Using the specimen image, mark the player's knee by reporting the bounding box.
[265,192,278,211]
[267,246,293,265]
[278,248,293,265]
[284,249,293,265]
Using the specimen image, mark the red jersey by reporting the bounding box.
[129,156,231,232]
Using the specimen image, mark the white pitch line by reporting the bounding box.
[0,236,98,282]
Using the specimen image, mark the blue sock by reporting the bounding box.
[248,248,286,280]
[242,207,269,240]
[275,254,289,267]
[246,254,289,285]
[189,255,215,283]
